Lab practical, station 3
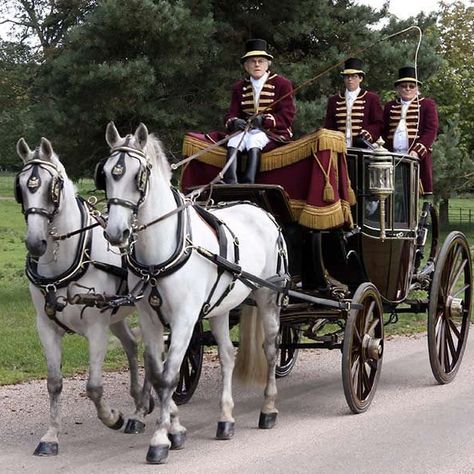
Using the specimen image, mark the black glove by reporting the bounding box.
[353,135,371,149]
[250,114,264,130]
[227,118,247,133]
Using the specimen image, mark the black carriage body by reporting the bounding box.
[344,149,420,302]
[183,144,471,412]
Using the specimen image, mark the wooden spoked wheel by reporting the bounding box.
[172,320,204,405]
[342,282,384,414]
[428,231,472,384]
[276,324,300,378]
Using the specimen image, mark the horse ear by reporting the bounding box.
[135,123,148,150]
[17,138,32,163]
[106,121,121,148]
[40,137,53,161]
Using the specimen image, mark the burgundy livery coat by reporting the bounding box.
[382,97,438,193]
[224,73,296,145]
[324,89,383,144]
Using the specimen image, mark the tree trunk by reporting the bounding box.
[439,198,449,226]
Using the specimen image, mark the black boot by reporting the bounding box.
[301,230,329,291]
[223,147,239,184]
[241,147,260,184]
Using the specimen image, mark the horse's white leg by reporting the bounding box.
[109,320,155,434]
[209,313,236,440]
[145,316,194,464]
[256,293,280,430]
[85,323,124,430]
[109,321,140,402]
[34,315,64,456]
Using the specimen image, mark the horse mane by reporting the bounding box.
[145,134,172,183]
[47,149,77,196]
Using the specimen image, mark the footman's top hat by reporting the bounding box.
[394,65,422,85]
[341,58,365,76]
[240,39,273,63]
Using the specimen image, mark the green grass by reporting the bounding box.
[1,171,473,385]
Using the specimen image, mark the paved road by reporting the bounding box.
[1,331,474,473]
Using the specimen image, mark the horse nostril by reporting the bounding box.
[123,229,130,242]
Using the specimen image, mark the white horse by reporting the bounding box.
[100,122,288,464]
[15,137,154,457]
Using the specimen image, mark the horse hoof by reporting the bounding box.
[216,421,235,440]
[33,441,58,456]
[146,445,169,464]
[124,418,145,434]
[110,413,125,430]
[258,412,277,429]
[168,431,186,450]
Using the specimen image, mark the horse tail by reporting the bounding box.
[234,305,267,386]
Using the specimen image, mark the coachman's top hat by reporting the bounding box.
[394,65,422,85]
[341,58,365,76]
[240,39,273,64]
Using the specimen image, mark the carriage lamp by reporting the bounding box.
[368,139,394,241]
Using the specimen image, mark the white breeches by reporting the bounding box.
[227,130,270,151]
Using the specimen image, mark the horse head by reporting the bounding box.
[101,121,152,247]
[16,137,65,257]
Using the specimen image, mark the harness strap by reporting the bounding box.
[193,205,241,317]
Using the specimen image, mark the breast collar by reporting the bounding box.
[126,187,192,280]
[26,196,93,290]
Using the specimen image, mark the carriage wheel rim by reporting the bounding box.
[428,232,472,382]
[342,283,383,412]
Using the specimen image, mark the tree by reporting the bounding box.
[2,0,442,177]
[424,1,474,215]
[0,40,38,170]
[0,0,96,56]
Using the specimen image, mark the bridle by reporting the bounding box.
[95,143,151,214]
[15,159,64,221]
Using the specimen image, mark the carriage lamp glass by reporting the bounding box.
[368,159,394,197]
[368,142,394,241]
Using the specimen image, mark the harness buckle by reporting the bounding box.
[201,303,211,315]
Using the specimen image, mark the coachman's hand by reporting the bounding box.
[228,118,247,133]
[250,114,264,130]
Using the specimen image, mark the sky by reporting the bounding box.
[355,0,472,19]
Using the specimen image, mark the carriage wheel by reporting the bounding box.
[342,282,384,414]
[172,320,204,405]
[428,231,472,384]
[276,324,300,378]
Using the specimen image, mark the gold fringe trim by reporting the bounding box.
[298,201,345,230]
[182,136,226,168]
[289,199,306,219]
[260,128,346,172]
[182,129,346,171]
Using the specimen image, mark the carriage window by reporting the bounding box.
[393,162,410,228]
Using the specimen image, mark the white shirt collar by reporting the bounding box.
[250,72,269,89]
[345,87,361,100]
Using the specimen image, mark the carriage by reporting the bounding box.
[175,131,472,413]
[17,124,471,464]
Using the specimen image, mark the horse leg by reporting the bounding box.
[209,313,236,440]
[85,324,124,430]
[256,297,280,429]
[145,319,193,464]
[109,321,154,434]
[34,316,63,456]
